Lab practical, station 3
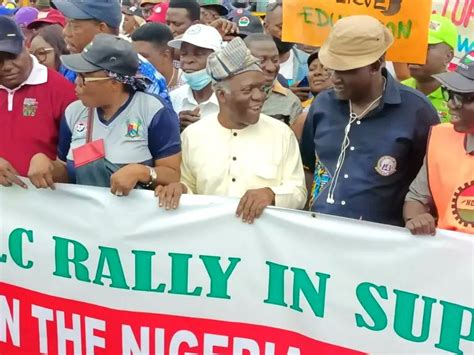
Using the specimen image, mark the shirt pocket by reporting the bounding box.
[248,163,279,190]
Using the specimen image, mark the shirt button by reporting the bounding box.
[233,132,237,137]
[341,201,346,206]
[232,178,236,182]
[350,146,355,151]
[356,121,361,125]
[344,174,349,179]
[232,157,237,161]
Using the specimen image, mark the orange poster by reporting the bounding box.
[282,0,433,64]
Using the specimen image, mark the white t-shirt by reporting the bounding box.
[170,84,219,119]
[279,50,294,81]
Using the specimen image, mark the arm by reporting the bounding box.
[110,105,181,196]
[393,62,411,81]
[178,129,196,195]
[288,94,304,126]
[270,131,307,209]
[153,153,181,186]
[291,112,307,142]
[300,105,318,207]
[28,115,72,188]
[156,130,195,210]
[403,158,436,235]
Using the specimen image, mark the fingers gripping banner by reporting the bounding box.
[0,184,473,354]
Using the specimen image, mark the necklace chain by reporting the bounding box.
[349,77,387,121]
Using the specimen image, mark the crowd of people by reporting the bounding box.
[0,0,472,235]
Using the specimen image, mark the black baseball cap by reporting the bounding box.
[434,52,474,93]
[232,13,262,37]
[61,33,139,76]
[200,0,228,16]
[0,16,24,55]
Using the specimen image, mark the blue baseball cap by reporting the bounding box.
[52,0,122,29]
[0,5,17,16]
[0,15,24,55]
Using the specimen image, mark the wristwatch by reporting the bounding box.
[143,166,158,188]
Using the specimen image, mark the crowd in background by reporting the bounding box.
[0,0,473,235]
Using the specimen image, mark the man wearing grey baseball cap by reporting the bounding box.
[300,15,440,227]
[156,37,306,224]
[404,51,474,235]
[52,0,171,104]
[27,34,181,196]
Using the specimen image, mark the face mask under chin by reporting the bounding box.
[182,69,212,91]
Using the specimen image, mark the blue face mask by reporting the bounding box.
[182,69,212,91]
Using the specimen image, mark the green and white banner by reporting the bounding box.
[0,184,472,354]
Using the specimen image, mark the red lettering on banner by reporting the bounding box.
[441,0,474,27]
[0,283,363,355]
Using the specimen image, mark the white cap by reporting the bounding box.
[168,24,223,52]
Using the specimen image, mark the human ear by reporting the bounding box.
[215,88,227,103]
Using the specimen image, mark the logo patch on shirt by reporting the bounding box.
[451,181,474,228]
[375,155,397,176]
[23,98,38,117]
[125,119,142,138]
[74,120,87,135]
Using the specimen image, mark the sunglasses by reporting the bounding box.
[441,88,474,109]
[30,47,54,63]
[77,73,112,86]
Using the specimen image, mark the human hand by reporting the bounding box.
[110,164,145,196]
[406,213,436,236]
[155,182,187,210]
[0,157,27,189]
[236,188,275,224]
[210,18,239,39]
[179,107,201,130]
[28,153,55,189]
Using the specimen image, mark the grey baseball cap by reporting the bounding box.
[61,33,139,75]
[52,0,122,29]
[434,52,474,93]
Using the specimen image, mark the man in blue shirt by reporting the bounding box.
[300,15,440,226]
[52,0,171,104]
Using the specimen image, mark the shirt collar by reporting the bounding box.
[184,84,218,106]
[381,68,401,105]
[272,81,288,96]
[0,55,47,92]
[24,55,48,85]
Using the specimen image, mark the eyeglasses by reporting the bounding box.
[30,48,54,63]
[441,87,474,109]
[77,73,112,86]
